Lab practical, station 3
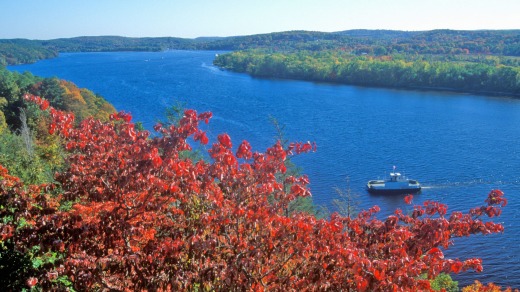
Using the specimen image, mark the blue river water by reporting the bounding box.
[9,50,520,287]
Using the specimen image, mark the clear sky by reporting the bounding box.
[1,0,518,40]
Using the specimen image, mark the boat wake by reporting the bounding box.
[419,178,520,190]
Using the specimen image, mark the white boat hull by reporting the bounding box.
[367,171,421,194]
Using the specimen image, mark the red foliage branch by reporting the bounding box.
[0,94,508,290]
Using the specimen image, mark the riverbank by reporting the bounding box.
[214,50,520,98]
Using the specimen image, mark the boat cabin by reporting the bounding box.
[389,172,405,182]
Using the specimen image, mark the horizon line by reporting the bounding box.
[2,28,519,41]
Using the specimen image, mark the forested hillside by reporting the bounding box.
[42,36,199,53]
[212,30,520,96]
[0,40,58,65]
[214,50,520,96]
[0,66,115,183]
[1,30,519,65]
[335,29,520,56]
[205,29,520,56]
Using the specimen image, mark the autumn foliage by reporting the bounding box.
[0,94,510,291]
[463,281,519,292]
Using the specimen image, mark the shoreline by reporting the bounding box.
[6,50,519,99]
[221,69,520,99]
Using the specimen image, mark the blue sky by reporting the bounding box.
[1,0,518,39]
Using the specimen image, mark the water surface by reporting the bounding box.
[10,51,520,287]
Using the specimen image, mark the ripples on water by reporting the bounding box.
[9,51,520,288]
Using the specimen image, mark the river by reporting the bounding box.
[9,50,520,287]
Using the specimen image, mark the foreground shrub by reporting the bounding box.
[0,94,508,290]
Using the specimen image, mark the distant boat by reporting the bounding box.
[367,168,421,194]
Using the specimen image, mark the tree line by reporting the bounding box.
[214,50,520,96]
[1,29,519,65]
[0,66,115,184]
[0,42,57,66]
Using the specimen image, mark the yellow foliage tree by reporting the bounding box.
[462,281,519,292]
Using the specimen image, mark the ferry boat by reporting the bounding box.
[367,169,421,194]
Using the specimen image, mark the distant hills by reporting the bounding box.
[1,29,519,65]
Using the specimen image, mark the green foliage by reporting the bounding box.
[159,102,206,162]
[0,68,23,128]
[45,36,197,53]
[0,41,57,65]
[332,177,360,218]
[215,50,520,96]
[0,110,7,134]
[0,131,54,184]
[31,78,65,109]
[134,121,145,131]
[1,29,519,65]
[31,248,63,269]
[269,115,320,216]
[0,61,118,292]
[53,80,116,122]
[161,101,188,127]
[0,67,114,185]
[0,242,72,291]
[0,242,33,291]
[53,275,76,291]
[422,273,459,292]
[204,29,520,55]
[57,199,75,212]
[287,196,318,216]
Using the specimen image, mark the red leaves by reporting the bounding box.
[356,276,369,291]
[470,190,508,219]
[48,123,56,135]
[121,124,137,141]
[143,228,156,241]
[290,184,309,198]
[40,99,50,110]
[486,189,507,207]
[143,147,164,168]
[424,200,448,216]
[10,96,509,291]
[288,141,317,154]
[266,141,287,161]
[223,153,237,166]
[26,277,38,288]
[236,140,252,159]
[111,111,132,123]
[198,111,213,124]
[451,261,463,273]
[384,215,399,230]
[194,129,209,145]
[463,258,483,273]
[0,225,14,241]
[152,156,163,168]
[374,269,385,281]
[218,133,232,148]
[153,123,162,132]
[427,247,444,258]
[24,94,50,111]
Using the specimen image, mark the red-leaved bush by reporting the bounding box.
[0,94,508,291]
